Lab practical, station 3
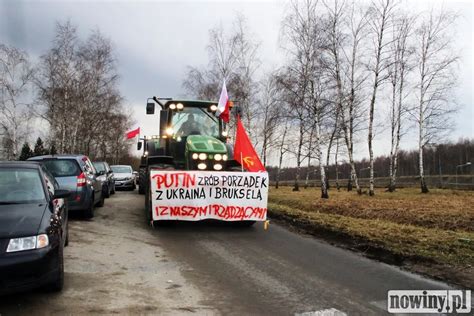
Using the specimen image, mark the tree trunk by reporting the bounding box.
[419,111,429,193]
[335,138,340,191]
[293,120,304,192]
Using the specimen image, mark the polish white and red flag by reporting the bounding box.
[216,80,230,123]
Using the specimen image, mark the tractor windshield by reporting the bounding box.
[172,107,219,138]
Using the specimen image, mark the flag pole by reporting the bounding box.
[240,152,243,172]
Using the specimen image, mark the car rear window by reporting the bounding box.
[111,166,132,173]
[42,159,81,177]
[93,162,106,173]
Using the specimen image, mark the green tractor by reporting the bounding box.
[139,97,247,224]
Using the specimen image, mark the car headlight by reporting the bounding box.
[198,153,207,160]
[7,234,49,253]
[214,154,222,161]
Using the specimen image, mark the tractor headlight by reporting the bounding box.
[192,153,199,160]
[213,163,223,171]
[222,130,228,137]
[198,153,207,160]
[7,234,49,253]
[166,127,173,135]
[169,103,176,110]
[222,154,228,161]
[214,154,222,161]
[210,104,217,111]
[197,163,207,170]
[176,103,184,110]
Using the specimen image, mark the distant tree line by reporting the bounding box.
[0,21,133,164]
[268,138,473,184]
[184,0,462,197]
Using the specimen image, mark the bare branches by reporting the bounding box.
[413,9,459,193]
[36,21,130,160]
[0,44,35,160]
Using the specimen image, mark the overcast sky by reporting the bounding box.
[0,0,472,164]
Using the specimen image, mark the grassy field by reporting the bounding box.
[268,187,474,288]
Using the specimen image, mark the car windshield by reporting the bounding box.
[111,166,132,173]
[93,162,106,173]
[0,169,46,204]
[171,107,219,138]
[42,159,81,177]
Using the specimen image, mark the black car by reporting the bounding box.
[93,161,115,198]
[0,162,70,294]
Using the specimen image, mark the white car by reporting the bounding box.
[110,165,136,191]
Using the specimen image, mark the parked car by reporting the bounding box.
[28,155,104,218]
[93,161,115,198]
[110,165,136,190]
[0,161,70,294]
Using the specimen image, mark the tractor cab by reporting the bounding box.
[142,99,234,171]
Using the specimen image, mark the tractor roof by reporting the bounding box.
[163,99,217,109]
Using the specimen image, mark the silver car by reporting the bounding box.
[110,165,136,191]
[28,155,104,218]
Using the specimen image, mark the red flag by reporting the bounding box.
[126,127,140,139]
[216,80,230,123]
[233,116,265,172]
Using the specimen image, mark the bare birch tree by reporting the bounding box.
[366,0,396,195]
[0,44,35,160]
[387,13,414,192]
[36,21,129,160]
[275,121,289,189]
[183,16,260,143]
[257,73,281,166]
[323,0,367,194]
[413,9,459,193]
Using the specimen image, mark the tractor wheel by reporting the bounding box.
[138,167,146,195]
[234,221,256,227]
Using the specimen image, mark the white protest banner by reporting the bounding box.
[150,170,268,221]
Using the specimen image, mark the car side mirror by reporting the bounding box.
[133,171,138,176]
[146,102,155,114]
[137,142,142,150]
[53,189,71,199]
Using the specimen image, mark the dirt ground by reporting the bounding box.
[0,191,217,315]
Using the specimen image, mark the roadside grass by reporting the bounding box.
[268,187,474,287]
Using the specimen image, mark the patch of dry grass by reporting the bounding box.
[268,187,474,287]
[269,187,474,231]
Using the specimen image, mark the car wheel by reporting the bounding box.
[97,193,105,207]
[65,222,69,247]
[104,185,110,198]
[46,244,64,292]
[84,198,95,219]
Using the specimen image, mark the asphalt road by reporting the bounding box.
[0,190,458,315]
